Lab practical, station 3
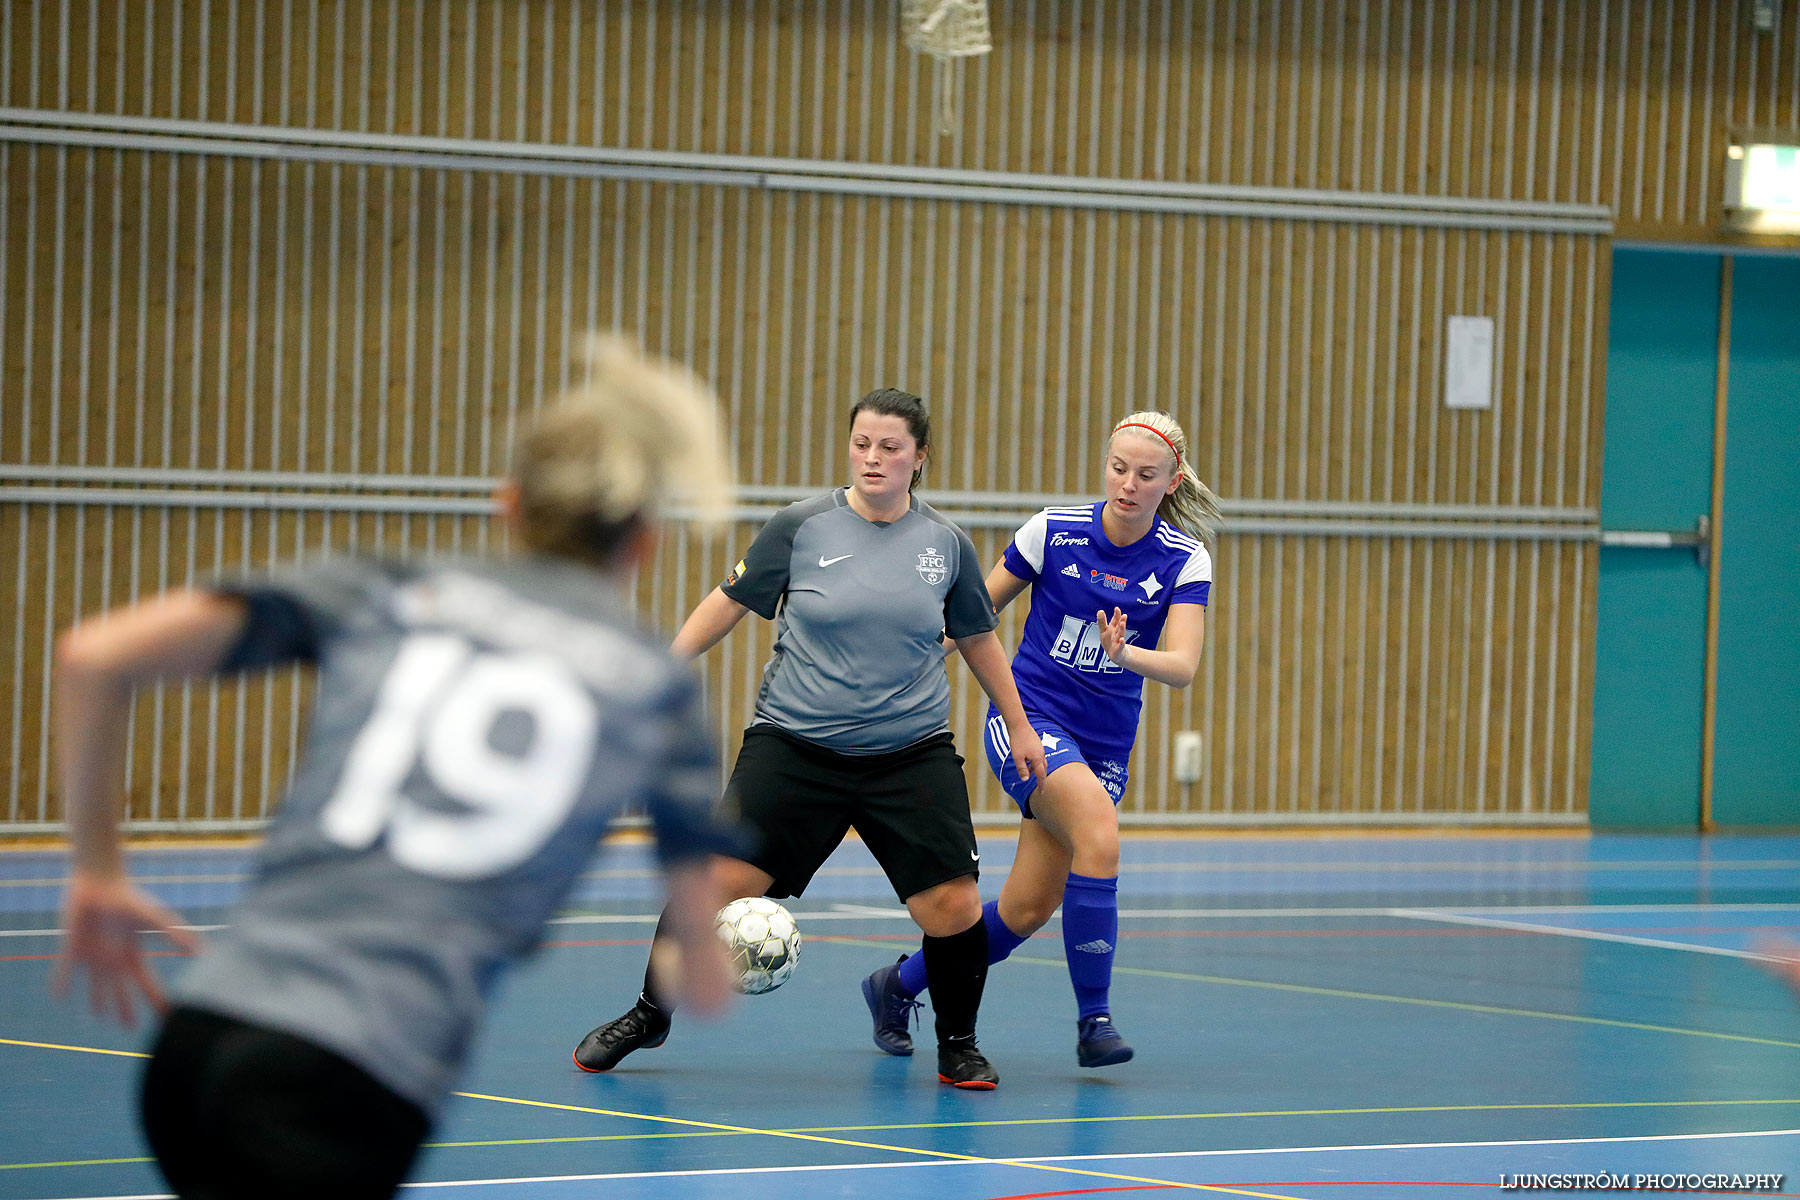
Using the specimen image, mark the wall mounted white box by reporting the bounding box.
[1445,315,1494,410]
[1173,732,1203,783]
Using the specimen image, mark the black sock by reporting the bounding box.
[639,907,677,1018]
[921,917,989,1045]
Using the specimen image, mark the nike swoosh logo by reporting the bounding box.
[819,554,855,567]
[970,850,980,861]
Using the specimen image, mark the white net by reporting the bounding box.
[900,0,993,134]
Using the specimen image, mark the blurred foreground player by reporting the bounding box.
[52,335,738,1200]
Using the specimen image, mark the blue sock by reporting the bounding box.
[896,900,1027,997]
[1061,873,1119,1020]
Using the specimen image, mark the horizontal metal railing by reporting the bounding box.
[1,467,1601,538]
[0,107,1616,235]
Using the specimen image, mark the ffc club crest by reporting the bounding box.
[916,547,948,585]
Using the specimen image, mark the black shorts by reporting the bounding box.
[723,725,980,902]
[141,1006,430,1200]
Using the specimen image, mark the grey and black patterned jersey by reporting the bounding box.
[720,488,996,753]
[170,554,725,1116]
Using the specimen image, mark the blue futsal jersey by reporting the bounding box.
[1001,503,1212,762]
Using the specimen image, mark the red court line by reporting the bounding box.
[532,928,1545,952]
[0,949,189,963]
[809,929,1535,946]
[971,1179,1800,1198]
[13,923,1773,963]
[979,1187,1177,1199]
[1114,929,1533,940]
[1553,924,1800,935]
[1235,1184,1490,1190]
[1215,1188,1795,1197]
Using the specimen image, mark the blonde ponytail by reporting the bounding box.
[1110,411,1221,544]
[513,333,734,563]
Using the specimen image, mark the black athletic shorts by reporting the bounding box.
[723,725,981,902]
[141,1006,430,1200]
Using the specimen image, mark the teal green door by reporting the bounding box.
[1713,255,1800,826]
[1591,250,1717,827]
[1594,248,1800,829]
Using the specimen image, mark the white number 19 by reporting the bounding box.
[320,634,599,880]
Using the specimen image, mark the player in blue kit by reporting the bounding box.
[51,337,740,1200]
[862,411,1219,1069]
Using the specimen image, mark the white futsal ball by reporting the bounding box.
[715,897,801,995]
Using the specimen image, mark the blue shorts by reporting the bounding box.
[982,706,1130,818]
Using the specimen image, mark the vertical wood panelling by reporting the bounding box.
[5,0,1796,827]
[12,1,1796,215]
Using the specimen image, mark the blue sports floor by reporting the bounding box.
[3,833,1798,1199]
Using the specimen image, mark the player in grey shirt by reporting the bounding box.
[575,387,1047,1090]
[52,337,738,1200]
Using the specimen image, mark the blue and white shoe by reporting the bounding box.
[1076,1014,1134,1068]
[861,956,923,1057]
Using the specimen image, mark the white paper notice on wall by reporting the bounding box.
[1445,315,1494,410]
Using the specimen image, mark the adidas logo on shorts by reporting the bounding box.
[1073,939,1114,954]
[1062,564,1080,578]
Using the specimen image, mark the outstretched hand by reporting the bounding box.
[52,872,200,1028]
[1096,607,1131,665]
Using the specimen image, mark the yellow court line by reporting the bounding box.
[0,1156,154,1171]
[814,933,1800,1050]
[21,1096,1800,1168]
[453,1090,1305,1200]
[426,1131,742,1149]
[0,1035,1291,1196]
[14,858,1800,888]
[427,1096,1800,1149]
[4,1036,1797,1186]
[779,1096,1800,1134]
[1088,958,1800,1050]
[0,1036,148,1058]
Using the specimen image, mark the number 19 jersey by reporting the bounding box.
[171,555,727,1116]
[1002,504,1213,762]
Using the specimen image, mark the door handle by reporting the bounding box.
[1599,515,1711,567]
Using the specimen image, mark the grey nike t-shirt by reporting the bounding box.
[170,554,726,1116]
[721,488,996,753]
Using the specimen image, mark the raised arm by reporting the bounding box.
[670,587,753,661]
[1098,602,1206,689]
[53,590,244,1024]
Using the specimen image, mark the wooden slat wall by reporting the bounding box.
[9,2,1795,216]
[3,1,1796,827]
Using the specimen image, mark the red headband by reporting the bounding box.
[1113,421,1181,466]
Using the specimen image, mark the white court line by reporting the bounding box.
[401,1159,959,1190]
[1390,908,1793,962]
[1010,1125,1800,1163]
[1415,902,1800,915]
[6,903,1800,939]
[0,907,1425,937]
[0,924,223,939]
[41,1127,1796,1198]
[52,1129,1785,1194]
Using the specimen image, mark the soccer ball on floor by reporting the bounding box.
[715,896,801,995]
